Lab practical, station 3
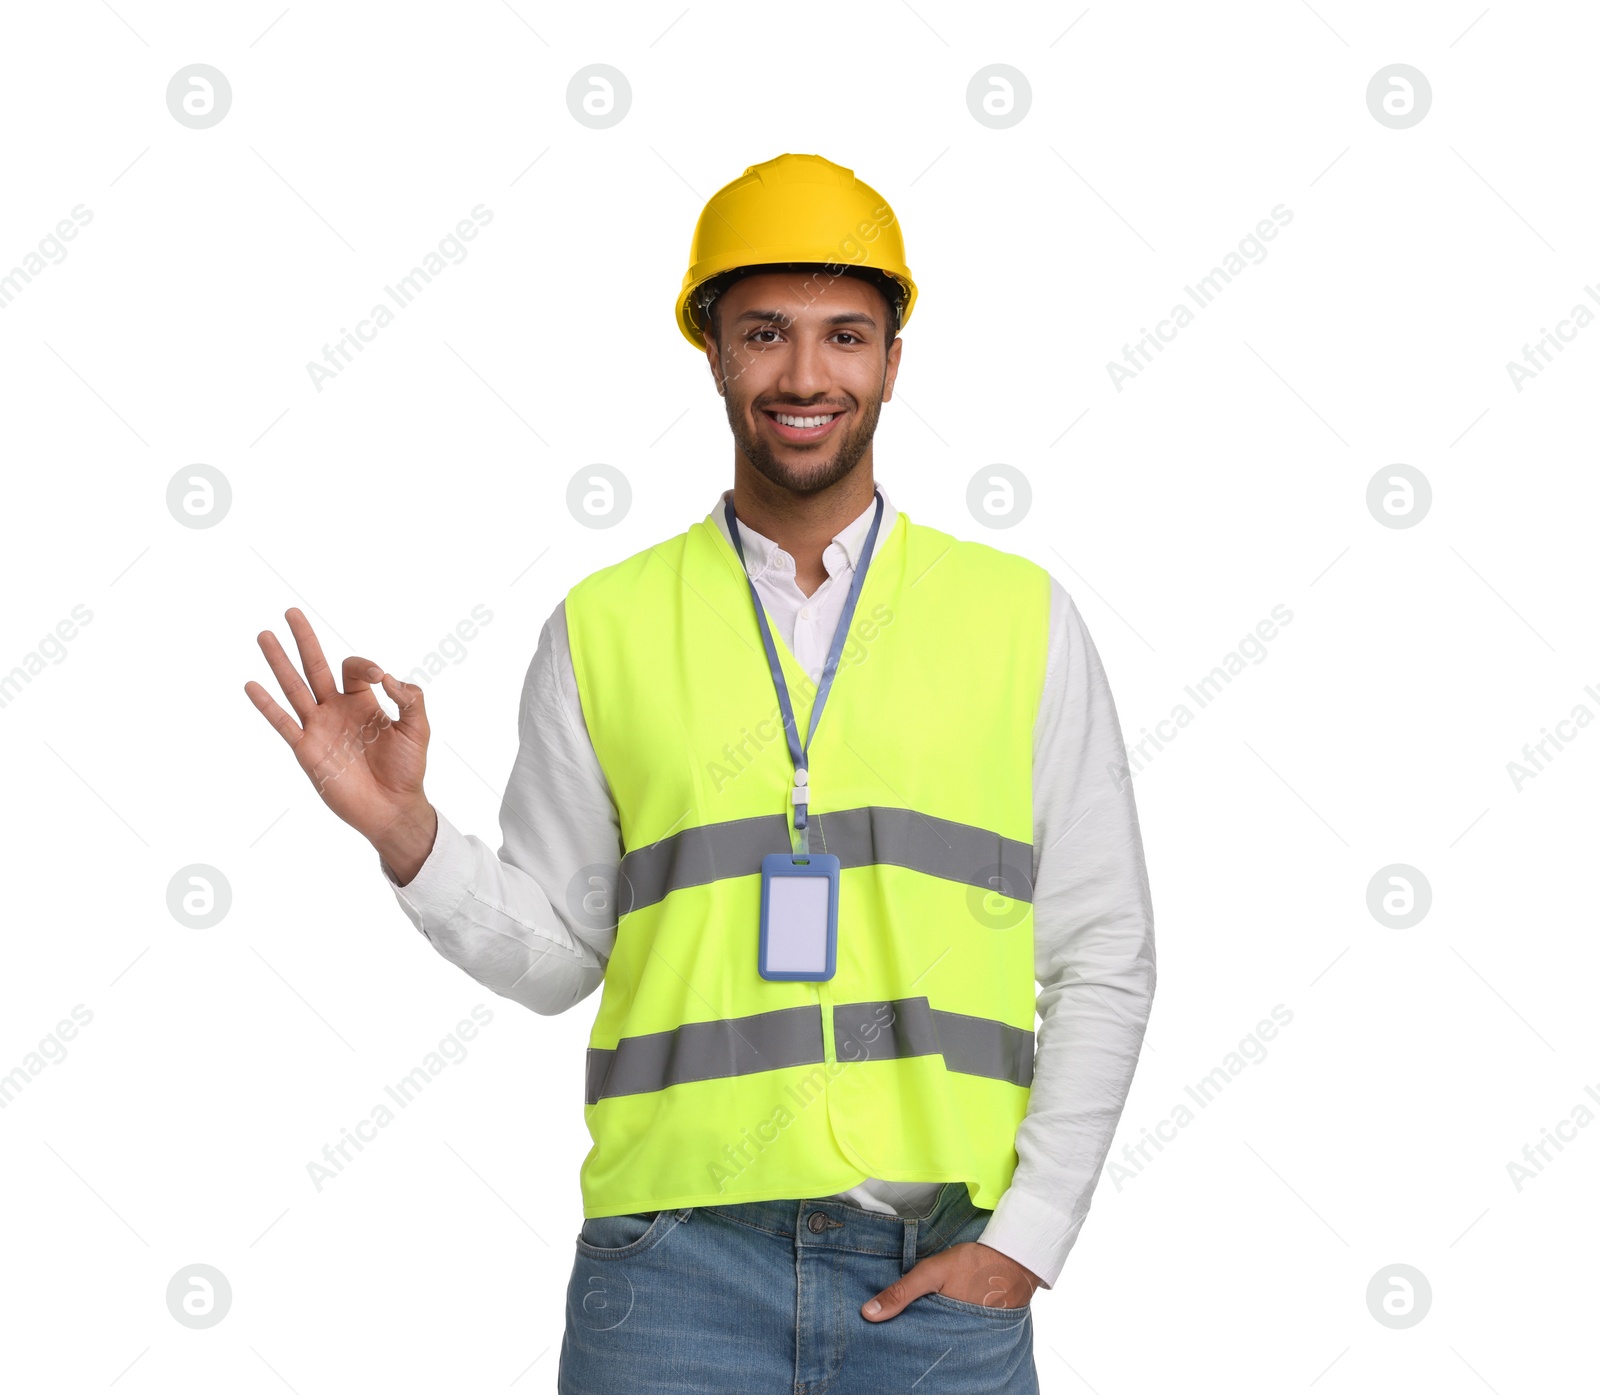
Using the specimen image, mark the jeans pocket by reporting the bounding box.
[576,1210,667,1258]
[921,1289,1032,1322]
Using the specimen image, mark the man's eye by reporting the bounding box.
[750,329,779,344]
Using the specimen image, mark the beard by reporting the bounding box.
[724,385,885,497]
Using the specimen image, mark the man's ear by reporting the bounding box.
[881,334,903,403]
[705,337,725,395]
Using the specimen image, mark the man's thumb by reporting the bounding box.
[378,670,428,733]
[862,1268,931,1322]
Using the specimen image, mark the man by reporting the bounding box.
[244,152,1156,1393]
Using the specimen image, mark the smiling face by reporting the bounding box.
[702,269,903,497]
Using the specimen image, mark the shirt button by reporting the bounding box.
[800,607,811,620]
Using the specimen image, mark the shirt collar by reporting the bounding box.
[711,485,897,582]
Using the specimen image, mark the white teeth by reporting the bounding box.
[773,412,836,428]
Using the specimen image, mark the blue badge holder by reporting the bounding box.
[758,851,840,981]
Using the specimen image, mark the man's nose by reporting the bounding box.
[777,335,830,399]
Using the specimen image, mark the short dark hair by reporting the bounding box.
[697,261,903,350]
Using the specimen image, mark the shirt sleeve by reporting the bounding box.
[376,600,623,1016]
[975,577,1158,1290]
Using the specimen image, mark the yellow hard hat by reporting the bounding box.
[675,152,918,351]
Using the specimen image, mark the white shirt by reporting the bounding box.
[379,484,1156,1290]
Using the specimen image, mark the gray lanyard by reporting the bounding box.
[723,489,886,854]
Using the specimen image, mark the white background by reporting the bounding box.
[2,1,1596,1390]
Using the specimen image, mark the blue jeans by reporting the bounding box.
[558,1180,1039,1394]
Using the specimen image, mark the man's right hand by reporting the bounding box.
[244,607,438,884]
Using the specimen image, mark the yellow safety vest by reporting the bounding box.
[564,503,1050,1216]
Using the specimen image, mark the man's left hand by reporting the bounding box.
[860,1242,1041,1320]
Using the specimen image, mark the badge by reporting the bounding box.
[758,851,839,981]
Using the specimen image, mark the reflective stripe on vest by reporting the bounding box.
[618,805,1035,914]
[585,998,1035,1105]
